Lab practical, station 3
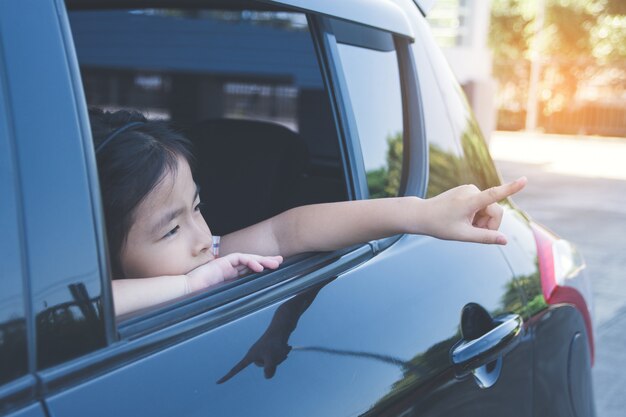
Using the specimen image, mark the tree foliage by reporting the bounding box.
[489,0,625,122]
[604,0,626,15]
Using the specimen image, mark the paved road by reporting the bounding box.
[490,131,626,417]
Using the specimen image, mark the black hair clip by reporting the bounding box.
[95,121,145,153]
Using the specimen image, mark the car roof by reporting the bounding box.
[68,0,414,40]
[269,0,413,39]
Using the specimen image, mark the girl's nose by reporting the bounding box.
[191,213,213,257]
[192,231,212,257]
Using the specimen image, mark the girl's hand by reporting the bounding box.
[421,177,527,245]
[186,253,283,293]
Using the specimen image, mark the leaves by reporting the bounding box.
[489,0,625,122]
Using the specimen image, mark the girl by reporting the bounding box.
[91,109,526,317]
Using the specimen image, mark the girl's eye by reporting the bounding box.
[194,202,204,212]
[163,225,180,239]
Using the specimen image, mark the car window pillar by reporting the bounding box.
[394,37,428,198]
[308,15,368,200]
[0,13,41,413]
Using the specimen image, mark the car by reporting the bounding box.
[0,0,595,416]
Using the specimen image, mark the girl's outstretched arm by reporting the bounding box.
[220,177,527,258]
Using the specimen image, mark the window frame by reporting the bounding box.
[89,3,431,331]
[320,17,428,201]
[59,3,374,338]
[395,35,429,199]
[117,246,371,337]
[317,15,428,253]
[308,16,366,200]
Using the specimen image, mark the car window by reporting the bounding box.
[333,21,405,198]
[68,7,349,320]
[0,87,28,386]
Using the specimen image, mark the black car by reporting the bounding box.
[0,0,595,416]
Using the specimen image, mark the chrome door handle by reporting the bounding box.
[451,314,523,388]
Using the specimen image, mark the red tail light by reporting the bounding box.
[531,223,595,364]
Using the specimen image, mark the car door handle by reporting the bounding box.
[451,313,522,367]
[450,313,523,388]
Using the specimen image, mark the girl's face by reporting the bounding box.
[120,156,214,278]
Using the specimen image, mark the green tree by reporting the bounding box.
[489,0,626,126]
[489,0,533,117]
[426,144,465,198]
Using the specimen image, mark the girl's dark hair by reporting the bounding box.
[89,108,194,278]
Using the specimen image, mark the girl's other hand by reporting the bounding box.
[186,253,283,292]
[422,177,527,245]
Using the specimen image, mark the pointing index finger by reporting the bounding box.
[475,177,527,208]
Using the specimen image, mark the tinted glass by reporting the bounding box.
[334,24,404,198]
[0,88,28,385]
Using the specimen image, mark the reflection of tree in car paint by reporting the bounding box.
[370,272,538,415]
[509,263,547,320]
[364,117,502,200]
[366,133,474,199]
[427,143,466,198]
[36,283,105,369]
[0,282,106,381]
[459,118,502,191]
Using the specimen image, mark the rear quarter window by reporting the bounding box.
[333,21,405,198]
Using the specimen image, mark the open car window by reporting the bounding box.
[68,6,351,324]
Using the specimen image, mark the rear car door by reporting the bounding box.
[317,10,534,415]
[30,2,384,416]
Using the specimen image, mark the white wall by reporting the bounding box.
[429,0,496,140]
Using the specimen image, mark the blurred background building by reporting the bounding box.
[428,0,626,139]
[427,0,497,140]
